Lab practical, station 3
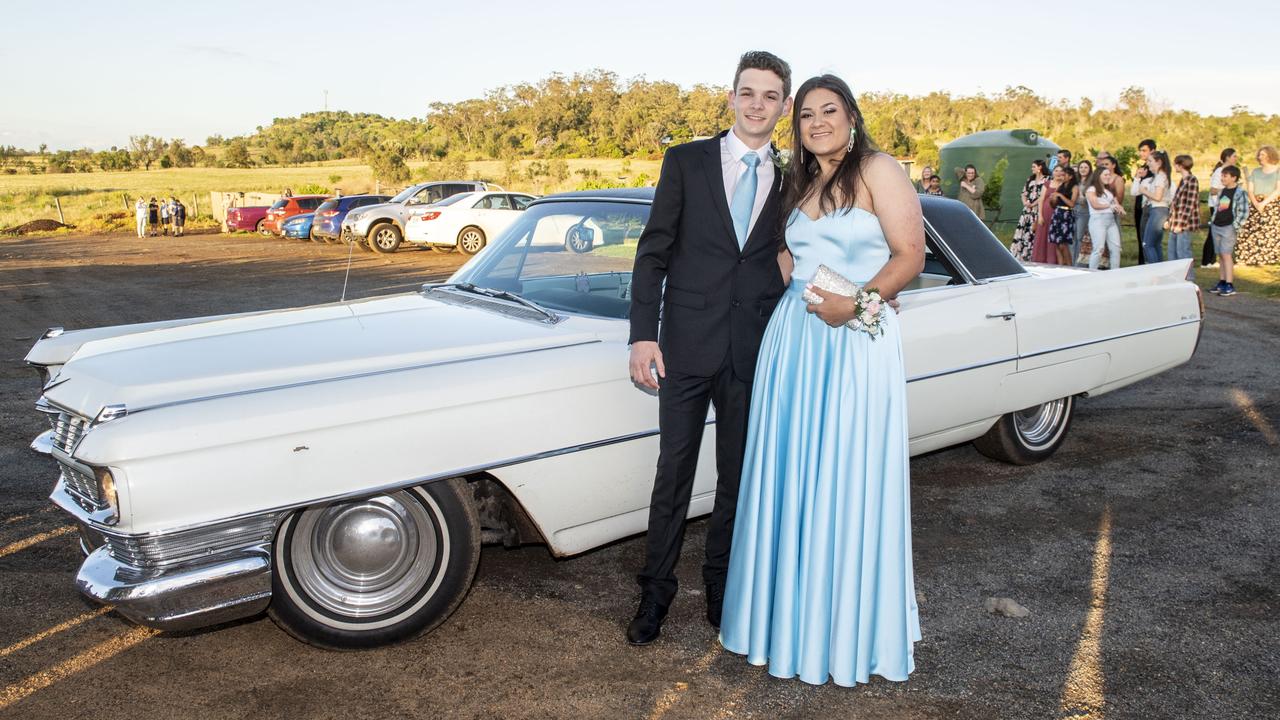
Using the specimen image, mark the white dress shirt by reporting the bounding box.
[721,130,775,242]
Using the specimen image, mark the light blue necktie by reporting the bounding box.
[730,152,761,249]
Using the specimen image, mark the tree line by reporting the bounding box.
[3,71,1276,183]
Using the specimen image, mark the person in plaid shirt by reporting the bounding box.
[1168,154,1201,279]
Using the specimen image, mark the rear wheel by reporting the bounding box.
[255,219,266,235]
[457,226,486,255]
[369,223,402,253]
[973,396,1075,465]
[565,224,592,253]
[269,479,480,650]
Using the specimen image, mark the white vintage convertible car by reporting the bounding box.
[26,190,1203,649]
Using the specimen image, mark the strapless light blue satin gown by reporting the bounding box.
[719,207,921,686]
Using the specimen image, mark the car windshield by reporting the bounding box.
[447,199,648,320]
[388,185,421,204]
[270,199,288,210]
[316,200,338,212]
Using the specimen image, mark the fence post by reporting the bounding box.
[192,195,199,217]
[54,197,65,224]
[123,193,130,210]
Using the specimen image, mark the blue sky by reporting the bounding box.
[2,0,1277,150]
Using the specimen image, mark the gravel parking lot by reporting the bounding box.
[1,230,1276,719]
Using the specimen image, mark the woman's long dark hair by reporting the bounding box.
[1214,147,1237,170]
[783,75,875,229]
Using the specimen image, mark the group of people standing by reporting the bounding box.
[133,196,187,238]
[1004,140,1280,294]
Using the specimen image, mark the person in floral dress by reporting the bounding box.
[1010,160,1048,262]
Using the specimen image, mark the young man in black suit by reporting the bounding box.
[625,51,792,645]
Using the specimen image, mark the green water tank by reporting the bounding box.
[937,129,1060,223]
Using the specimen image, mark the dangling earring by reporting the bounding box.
[847,128,857,153]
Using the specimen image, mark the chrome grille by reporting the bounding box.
[41,407,90,455]
[58,459,105,512]
[106,514,280,569]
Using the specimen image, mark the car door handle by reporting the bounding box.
[985,310,1016,321]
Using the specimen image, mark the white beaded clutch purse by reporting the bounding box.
[801,264,888,339]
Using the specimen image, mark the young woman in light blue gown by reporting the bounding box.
[719,74,925,686]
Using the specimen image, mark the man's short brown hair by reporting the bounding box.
[734,51,791,97]
[1174,154,1194,170]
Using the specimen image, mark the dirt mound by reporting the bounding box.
[0,218,73,235]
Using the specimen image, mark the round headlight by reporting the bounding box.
[95,467,119,523]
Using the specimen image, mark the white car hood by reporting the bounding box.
[43,292,597,418]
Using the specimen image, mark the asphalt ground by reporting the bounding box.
[0,230,1276,719]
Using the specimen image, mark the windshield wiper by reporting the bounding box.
[424,282,561,324]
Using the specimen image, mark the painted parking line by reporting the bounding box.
[1059,504,1113,719]
[0,607,114,659]
[0,626,158,711]
[0,525,75,559]
[1231,388,1279,446]
[2,507,56,525]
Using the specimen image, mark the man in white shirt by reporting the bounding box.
[134,197,148,238]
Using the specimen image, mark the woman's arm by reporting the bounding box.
[777,248,794,286]
[1086,187,1109,210]
[1144,175,1167,202]
[806,154,924,326]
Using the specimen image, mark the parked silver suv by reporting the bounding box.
[342,181,499,253]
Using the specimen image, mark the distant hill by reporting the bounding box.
[5,72,1277,179]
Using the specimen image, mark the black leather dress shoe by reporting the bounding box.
[706,583,725,629]
[626,598,668,645]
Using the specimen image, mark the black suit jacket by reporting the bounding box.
[629,131,787,380]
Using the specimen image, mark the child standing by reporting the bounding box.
[1210,166,1249,296]
[1168,155,1201,279]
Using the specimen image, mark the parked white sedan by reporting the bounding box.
[25,190,1202,650]
[404,191,537,254]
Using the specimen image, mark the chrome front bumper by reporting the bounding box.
[52,480,278,632]
[76,543,272,632]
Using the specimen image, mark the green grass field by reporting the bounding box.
[0,158,661,231]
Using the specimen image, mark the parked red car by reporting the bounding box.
[225,206,270,233]
[264,195,330,235]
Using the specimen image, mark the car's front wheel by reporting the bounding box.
[268,479,480,650]
[972,396,1074,465]
[369,223,403,253]
[457,226,486,255]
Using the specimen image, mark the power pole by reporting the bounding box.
[324,90,329,112]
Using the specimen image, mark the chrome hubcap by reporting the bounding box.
[1013,398,1068,449]
[289,492,438,618]
[374,229,396,248]
[460,231,483,253]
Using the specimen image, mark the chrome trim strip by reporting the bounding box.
[128,339,602,416]
[907,356,1018,383]
[1018,318,1201,360]
[60,424,687,543]
[905,317,1201,383]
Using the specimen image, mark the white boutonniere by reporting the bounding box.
[771,145,792,174]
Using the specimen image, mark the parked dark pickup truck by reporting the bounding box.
[225,206,271,233]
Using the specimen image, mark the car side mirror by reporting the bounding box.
[577,226,595,243]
